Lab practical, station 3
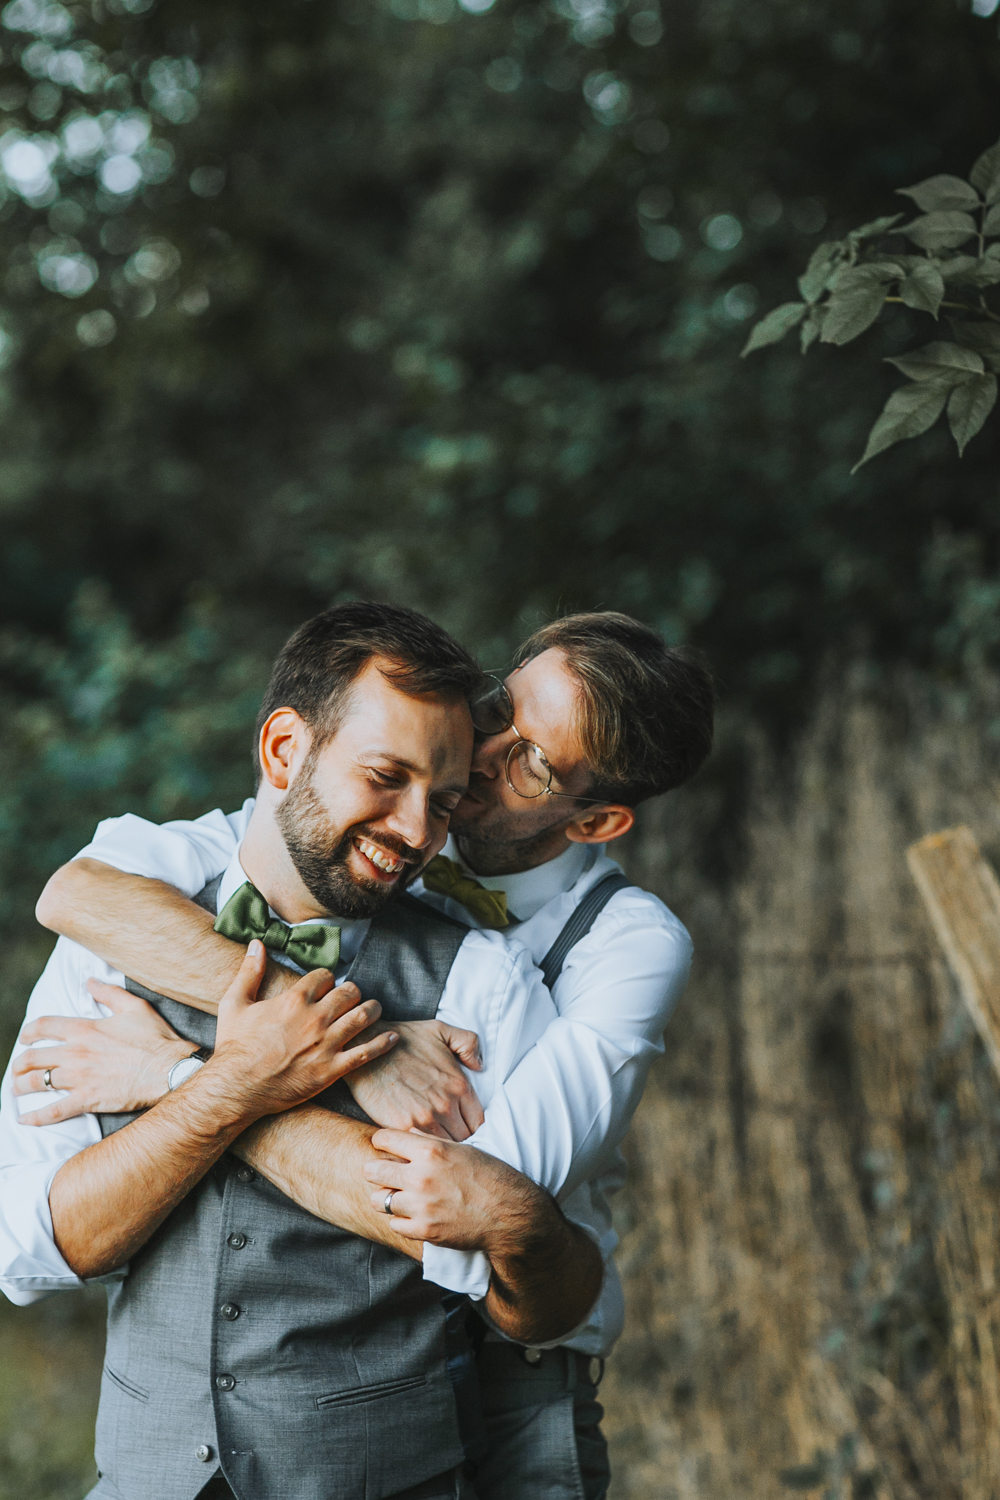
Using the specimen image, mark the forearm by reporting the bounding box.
[482,1185,603,1345]
[237,1109,601,1337]
[233,1106,421,1259]
[49,1066,251,1278]
[36,860,293,1013]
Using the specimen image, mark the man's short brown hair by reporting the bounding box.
[254,601,481,772]
[516,612,715,807]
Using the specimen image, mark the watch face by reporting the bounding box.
[168,1055,205,1091]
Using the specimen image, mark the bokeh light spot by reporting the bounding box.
[189,165,224,197]
[485,57,521,92]
[38,246,98,296]
[701,213,742,251]
[628,11,662,46]
[100,153,141,194]
[76,308,116,345]
[644,224,682,261]
[721,283,758,321]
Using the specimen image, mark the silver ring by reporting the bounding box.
[383,1190,397,1216]
[42,1067,53,1091]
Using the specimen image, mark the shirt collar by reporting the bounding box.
[444,835,599,923]
[216,844,370,969]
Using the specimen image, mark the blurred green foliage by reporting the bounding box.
[0,1288,103,1500]
[0,0,995,917]
[0,6,997,1494]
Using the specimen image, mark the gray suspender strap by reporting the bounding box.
[539,870,633,990]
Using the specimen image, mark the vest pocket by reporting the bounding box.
[104,1364,150,1403]
[315,1373,426,1410]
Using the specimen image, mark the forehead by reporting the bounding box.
[321,657,472,775]
[508,648,585,766]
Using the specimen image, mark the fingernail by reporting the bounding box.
[248,940,264,957]
[387,1033,399,1045]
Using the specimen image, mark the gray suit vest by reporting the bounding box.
[91,883,469,1500]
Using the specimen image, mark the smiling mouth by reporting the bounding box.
[354,837,409,880]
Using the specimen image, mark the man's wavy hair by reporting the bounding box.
[254,602,481,777]
[516,612,715,807]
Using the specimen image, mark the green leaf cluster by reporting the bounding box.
[743,143,1000,465]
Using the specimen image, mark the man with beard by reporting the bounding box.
[14,610,714,1500]
[0,603,604,1500]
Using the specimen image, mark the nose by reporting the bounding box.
[470,734,504,778]
[384,785,435,854]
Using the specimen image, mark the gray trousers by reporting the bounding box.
[473,1343,610,1500]
[196,1466,475,1499]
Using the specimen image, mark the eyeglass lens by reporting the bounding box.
[505,740,552,799]
[469,675,514,736]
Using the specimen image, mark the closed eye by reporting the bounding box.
[368,769,403,789]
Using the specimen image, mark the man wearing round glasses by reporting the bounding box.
[14,609,713,1500]
[404,613,713,1499]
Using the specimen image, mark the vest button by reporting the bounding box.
[195,1445,213,1463]
[215,1374,236,1392]
[220,1303,240,1321]
[227,1232,247,1249]
[237,1166,254,1183]
[522,1347,542,1365]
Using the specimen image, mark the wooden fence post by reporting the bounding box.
[907,825,1000,1081]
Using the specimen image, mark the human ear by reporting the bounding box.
[258,708,310,792]
[565,805,635,845]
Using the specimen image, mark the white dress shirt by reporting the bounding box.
[0,804,692,1356]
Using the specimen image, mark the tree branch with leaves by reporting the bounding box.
[742,138,1000,468]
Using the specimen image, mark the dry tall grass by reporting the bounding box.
[604,679,1000,1499]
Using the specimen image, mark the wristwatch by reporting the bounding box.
[167,1046,213,1092]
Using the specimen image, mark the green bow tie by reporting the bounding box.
[214,880,342,973]
[421,855,511,930]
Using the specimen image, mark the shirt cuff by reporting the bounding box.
[421,1244,491,1301]
[0,1160,96,1301]
[0,1267,128,1307]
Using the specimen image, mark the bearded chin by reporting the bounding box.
[275,768,407,921]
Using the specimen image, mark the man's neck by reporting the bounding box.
[238,803,328,923]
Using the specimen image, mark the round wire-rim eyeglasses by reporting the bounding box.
[468,673,609,804]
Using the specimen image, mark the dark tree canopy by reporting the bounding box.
[0,0,998,927]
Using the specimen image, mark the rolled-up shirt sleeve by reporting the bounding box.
[74,802,249,893]
[422,895,692,1300]
[0,938,126,1305]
